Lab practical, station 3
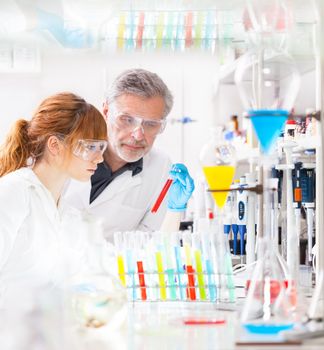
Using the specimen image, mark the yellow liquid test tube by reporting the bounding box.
[117,254,126,287]
[184,244,192,266]
[194,250,207,300]
[117,14,126,50]
[156,12,164,49]
[155,251,167,300]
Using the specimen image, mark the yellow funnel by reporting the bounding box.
[203,166,235,209]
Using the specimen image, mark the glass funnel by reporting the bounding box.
[235,39,301,333]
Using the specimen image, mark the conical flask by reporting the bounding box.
[241,165,297,334]
[241,236,295,334]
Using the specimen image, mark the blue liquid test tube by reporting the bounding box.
[173,232,185,300]
[164,234,177,300]
[200,227,217,301]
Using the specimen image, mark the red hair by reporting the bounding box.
[0,92,107,176]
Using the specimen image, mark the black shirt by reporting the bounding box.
[90,158,143,204]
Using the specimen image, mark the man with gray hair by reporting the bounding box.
[64,68,194,240]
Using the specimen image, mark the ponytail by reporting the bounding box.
[0,119,31,177]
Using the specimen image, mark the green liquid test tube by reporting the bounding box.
[194,250,207,300]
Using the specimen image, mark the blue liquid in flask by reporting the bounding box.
[250,110,288,154]
[244,323,294,335]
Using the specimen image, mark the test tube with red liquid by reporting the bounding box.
[151,178,173,213]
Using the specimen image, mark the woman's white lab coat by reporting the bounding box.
[0,168,91,306]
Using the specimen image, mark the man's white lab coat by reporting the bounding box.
[64,148,171,241]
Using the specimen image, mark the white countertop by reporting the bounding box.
[72,301,324,350]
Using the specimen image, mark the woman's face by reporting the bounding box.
[60,138,107,181]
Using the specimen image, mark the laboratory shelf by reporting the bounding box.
[219,54,315,85]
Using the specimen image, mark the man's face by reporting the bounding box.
[106,94,166,163]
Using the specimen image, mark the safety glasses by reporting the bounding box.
[73,139,108,161]
[109,107,166,136]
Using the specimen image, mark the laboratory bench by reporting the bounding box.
[73,301,324,350]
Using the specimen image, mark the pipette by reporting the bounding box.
[292,162,302,280]
[237,177,247,262]
[246,172,256,266]
[301,163,316,265]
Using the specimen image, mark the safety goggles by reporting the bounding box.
[109,108,166,136]
[73,139,108,161]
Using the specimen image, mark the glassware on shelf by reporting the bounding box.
[234,15,301,333]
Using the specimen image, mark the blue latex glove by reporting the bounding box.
[167,163,195,212]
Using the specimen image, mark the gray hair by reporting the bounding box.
[106,68,173,118]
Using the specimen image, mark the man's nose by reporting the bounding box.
[131,125,145,140]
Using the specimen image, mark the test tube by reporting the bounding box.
[200,228,217,302]
[163,233,177,300]
[183,231,196,301]
[192,233,207,301]
[151,178,173,213]
[154,232,167,301]
[124,231,137,301]
[114,232,126,287]
[173,232,185,300]
[135,231,147,301]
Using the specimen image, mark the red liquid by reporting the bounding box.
[137,261,147,300]
[186,265,196,301]
[245,279,297,305]
[151,179,173,213]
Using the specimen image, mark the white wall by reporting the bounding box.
[0,49,219,176]
[0,48,316,176]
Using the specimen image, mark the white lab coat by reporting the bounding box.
[0,168,92,306]
[63,148,171,241]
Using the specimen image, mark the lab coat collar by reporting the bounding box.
[88,152,155,207]
[18,168,64,224]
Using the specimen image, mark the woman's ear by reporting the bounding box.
[46,135,62,156]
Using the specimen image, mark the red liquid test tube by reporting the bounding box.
[186,265,196,301]
[137,261,147,300]
[151,178,173,213]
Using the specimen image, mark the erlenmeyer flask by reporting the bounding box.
[241,236,294,334]
[241,165,296,333]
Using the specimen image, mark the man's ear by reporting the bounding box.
[102,101,109,121]
[47,135,61,156]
